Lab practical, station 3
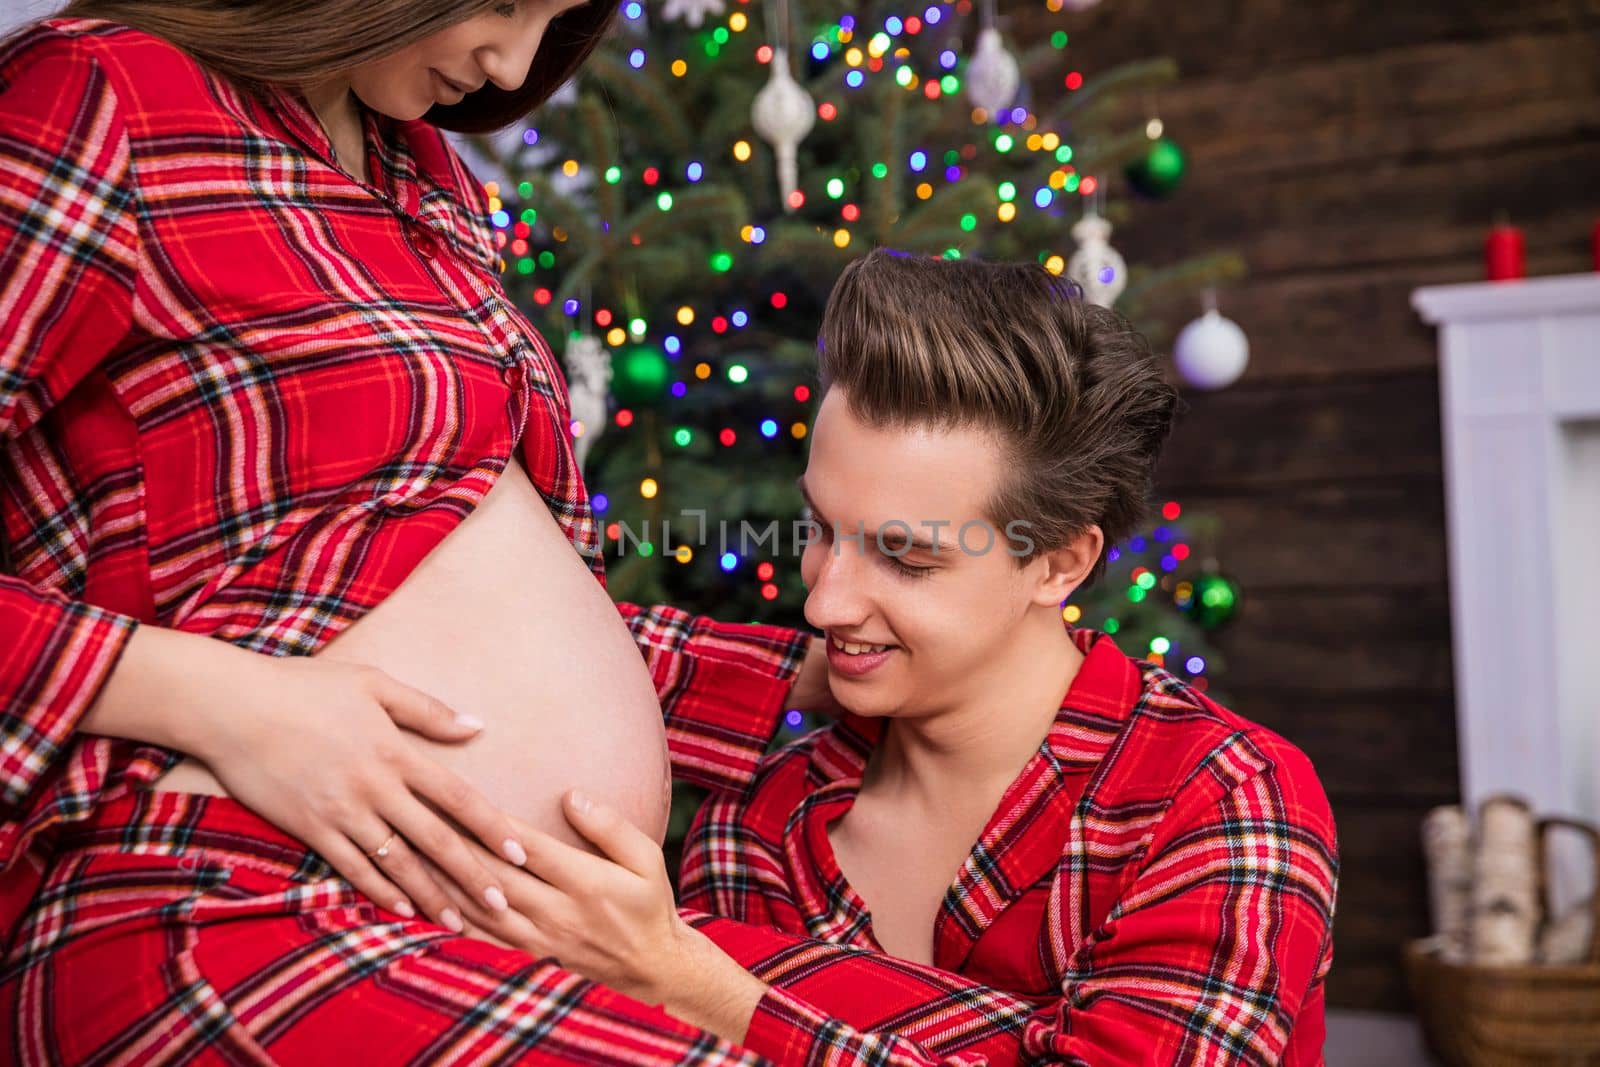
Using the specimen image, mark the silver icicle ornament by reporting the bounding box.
[751,51,815,211]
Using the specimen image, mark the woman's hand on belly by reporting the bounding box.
[189,650,531,933]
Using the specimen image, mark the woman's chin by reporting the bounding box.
[356,87,430,123]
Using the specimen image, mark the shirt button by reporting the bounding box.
[411,229,438,259]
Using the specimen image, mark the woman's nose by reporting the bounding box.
[479,22,551,91]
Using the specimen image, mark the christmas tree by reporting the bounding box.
[454,0,1246,833]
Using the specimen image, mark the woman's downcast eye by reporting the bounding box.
[495,2,518,15]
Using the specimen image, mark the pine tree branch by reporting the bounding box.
[581,53,694,156]
[1051,57,1179,125]
[550,246,608,309]
[514,171,605,250]
[627,184,747,240]
[573,92,626,225]
[1121,251,1249,307]
[753,220,855,280]
[605,247,698,299]
[888,180,999,251]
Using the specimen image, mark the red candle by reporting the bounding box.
[1485,220,1526,281]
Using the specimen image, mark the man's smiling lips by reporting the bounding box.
[826,632,898,678]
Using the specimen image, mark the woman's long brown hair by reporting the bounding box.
[46,0,619,132]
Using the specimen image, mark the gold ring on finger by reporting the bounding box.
[366,830,399,861]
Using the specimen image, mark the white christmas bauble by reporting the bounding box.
[1173,309,1250,390]
[1065,213,1126,308]
[660,0,725,27]
[964,28,1020,115]
[751,52,815,211]
[563,333,612,469]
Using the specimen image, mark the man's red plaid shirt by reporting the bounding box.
[683,627,1339,1066]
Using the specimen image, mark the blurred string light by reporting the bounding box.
[491,0,1109,539]
[1057,501,1224,685]
[488,0,1093,300]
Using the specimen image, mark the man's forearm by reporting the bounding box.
[648,928,768,1048]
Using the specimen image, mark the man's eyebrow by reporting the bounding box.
[795,475,958,553]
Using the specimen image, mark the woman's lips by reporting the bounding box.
[431,70,469,99]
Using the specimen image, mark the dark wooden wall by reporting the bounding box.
[1011,0,1600,1012]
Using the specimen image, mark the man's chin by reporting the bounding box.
[830,691,916,722]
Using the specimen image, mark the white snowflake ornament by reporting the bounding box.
[1065,211,1127,308]
[563,333,612,470]
[965,28,1020,115]
[659,0,725,27]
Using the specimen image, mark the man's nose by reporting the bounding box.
[803,547,871,633]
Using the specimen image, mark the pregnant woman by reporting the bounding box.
[0,2,836,1061]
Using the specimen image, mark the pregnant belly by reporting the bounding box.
[148,457,672,848]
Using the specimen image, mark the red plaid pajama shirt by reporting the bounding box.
[0,16,837,1065]
[680,627,1340,1066]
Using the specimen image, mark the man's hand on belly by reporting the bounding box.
[424,806,665,972]
[426,794,768,1044]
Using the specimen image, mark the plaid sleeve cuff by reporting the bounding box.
[742,985,839,1065]
[0,578,140,812]
[618,603,810,794]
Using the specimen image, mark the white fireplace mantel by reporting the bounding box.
[1413,273,1600,837]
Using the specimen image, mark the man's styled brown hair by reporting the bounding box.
[45,0,618,133]
[816,248,1180,584]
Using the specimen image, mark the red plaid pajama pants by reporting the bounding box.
[0,788,769,1065]
[0,789,1032,1065]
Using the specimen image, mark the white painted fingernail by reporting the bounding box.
[455,713,485,730]
[440,908,464,933]
[503,837,528,866]
[394,900,415,919]
[485,886,509,912]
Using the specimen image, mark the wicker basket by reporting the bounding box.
[1404,817,1600,1067]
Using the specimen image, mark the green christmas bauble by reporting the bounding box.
[1182,572,1240,630]
[611,346,671,407]
[1125,136,1186,199]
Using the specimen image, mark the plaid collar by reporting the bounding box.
[246,81,498,275]
[791,628,1145,972]
[253,81,445,223]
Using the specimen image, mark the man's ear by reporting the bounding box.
[1030,524,1104,608]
